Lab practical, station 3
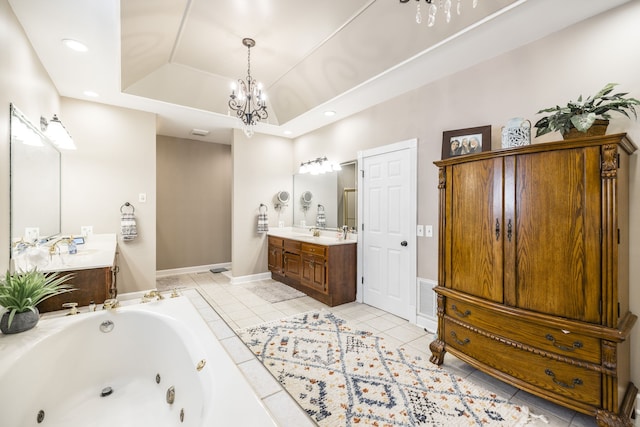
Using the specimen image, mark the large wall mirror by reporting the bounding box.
[9,103,61,252]
[293,161,357,229]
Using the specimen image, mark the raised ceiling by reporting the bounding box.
[8,0,631,144]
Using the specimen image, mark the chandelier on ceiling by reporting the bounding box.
[228,38,268,138]
[400,0,479,26]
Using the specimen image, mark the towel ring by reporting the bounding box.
[259,203,268,213]
[120,202,135,214]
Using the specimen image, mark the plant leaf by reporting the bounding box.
[570,113,596,132]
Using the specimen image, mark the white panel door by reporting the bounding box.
[362,148,411,319]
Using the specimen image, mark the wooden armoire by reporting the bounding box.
[430,134,637,426]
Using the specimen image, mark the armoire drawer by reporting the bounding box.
[444,297,600,364]
[443,319,601,407]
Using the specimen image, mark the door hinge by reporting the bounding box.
[361,277,364,285]
[362,223,364,231]
[361,170,364,178]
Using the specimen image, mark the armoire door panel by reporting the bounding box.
[449,158,504,302]
[513,148,601,322]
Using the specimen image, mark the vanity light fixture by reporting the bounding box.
[228,38,268,138]
[298,157,342,175]
[40,115,76,150]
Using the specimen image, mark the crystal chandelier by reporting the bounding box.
[400,0,479,27]
[229,38,268,138]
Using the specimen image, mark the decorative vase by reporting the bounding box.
[501,117,531,148]
[0,308,39,334]
[563,119,609,140]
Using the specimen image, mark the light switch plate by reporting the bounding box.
[81,226,93,236]
[416,225,424,237]
[425,225,433,237]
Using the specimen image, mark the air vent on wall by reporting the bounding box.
[190,129,210,137]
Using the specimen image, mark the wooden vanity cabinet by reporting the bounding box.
[301,243,327,293]
[268,236,356,306]
[430,134,637,427]
[267,236,284,274]
[37,261,118,313]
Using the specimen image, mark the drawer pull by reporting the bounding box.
[544,369,583,389]
[450,331,470,346]
[451,304,471,318]
[545,334,583,352]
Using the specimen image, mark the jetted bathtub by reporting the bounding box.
[0,296,277,426]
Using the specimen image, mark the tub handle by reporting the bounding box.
[196,359,206,371]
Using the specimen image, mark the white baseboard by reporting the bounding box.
[416,315,437,335]
[228,271,272,285]
[156,262,231,278]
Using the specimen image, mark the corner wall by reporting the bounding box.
[60,98,157,293]
[231,130,293,278]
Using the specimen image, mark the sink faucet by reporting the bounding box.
[103,298,119,310]
[309,227,320,237]
[142,289,164,302]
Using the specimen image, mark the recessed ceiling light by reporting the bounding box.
[83,90,99,97]
[324,110,336,117]
[62,39,88,52]
[283,130,293,135]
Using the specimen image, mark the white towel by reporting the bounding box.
[121,212,138,241]
[257,206,269,233]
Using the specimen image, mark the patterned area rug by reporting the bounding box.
[237,311,530,426]
[246,281,306,303]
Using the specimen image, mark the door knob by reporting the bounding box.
[401,240,408,247]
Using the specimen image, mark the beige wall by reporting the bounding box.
[156,135,231,270]
[60,98,157,293]
[0,0,61,273]
[231,130,293,278]
[293,0,640,392]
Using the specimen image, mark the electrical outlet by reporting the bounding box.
[139,193,147,203]
[81,226,93,237]
[416,225,424,237]
[425,225,433,237]
[24,227,39,241]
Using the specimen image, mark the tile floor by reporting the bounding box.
[163,271,616,427]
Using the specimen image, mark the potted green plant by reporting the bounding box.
[534,83,640,139]
[0,269,74,334]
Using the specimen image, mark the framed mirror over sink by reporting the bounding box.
[9,103,62,253]
[292,161,357,230]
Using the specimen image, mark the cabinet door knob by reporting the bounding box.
[401,241,408,247]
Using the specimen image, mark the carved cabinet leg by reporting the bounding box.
[429,339,446,365]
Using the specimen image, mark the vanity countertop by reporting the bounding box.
[267,228,357,246]
[13,233,117,273]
